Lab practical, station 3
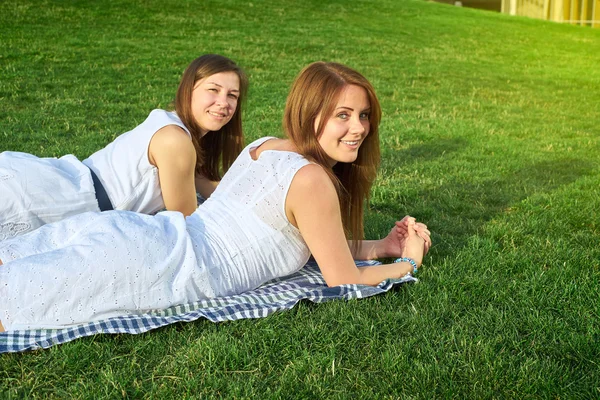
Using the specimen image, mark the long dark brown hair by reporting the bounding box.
[283,62,381,244]
[175,54,248,180]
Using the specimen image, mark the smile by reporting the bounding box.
[340,140,359,146]
[208,111,227,118]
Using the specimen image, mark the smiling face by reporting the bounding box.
[315,84,371,167]
[191,71,240,137]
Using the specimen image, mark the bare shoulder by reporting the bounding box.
[286,163,341,230]
[291,163,334,192]
[287,164,338,214]
[151,125,192,148]
[149,125,195,166]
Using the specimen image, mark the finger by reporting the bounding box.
[414,226,431,237]
[418,230,431,241]
[395,224,408,234]
[416,229,430,239]
[424,237,431,250]
[424,237,432,252]
[395,219,409,228]
[417,231,432,247]
[415,227,431,237]
[415,222,428,230]
[415,223,429,233]
[420,231,432,244]
[400,215,416,224]
[407,220,419,237]
[400,223,410,236]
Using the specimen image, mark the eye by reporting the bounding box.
[359,112,370,120]
[337,112,349,120]
[228,93,239,100]
[208,88,218,93]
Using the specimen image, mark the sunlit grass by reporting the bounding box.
[1,0,599,398]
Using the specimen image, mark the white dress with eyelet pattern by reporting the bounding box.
[0,109,189,240]
[0,137,312,331]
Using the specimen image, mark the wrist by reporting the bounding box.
[394,257,418,274]
[375,239,390,259]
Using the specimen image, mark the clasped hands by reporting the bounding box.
[382,215,431,266]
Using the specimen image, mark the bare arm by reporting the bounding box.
[287,165,425,287]
[349,217,432,260]
[195,174,220,199]
[148,126,198,216]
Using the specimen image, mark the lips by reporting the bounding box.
[208,110,228,119]
[340,140,359,146]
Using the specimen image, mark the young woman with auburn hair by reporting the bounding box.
[0,61,430,333]
[283,61,381,246]
[0,54,247,240]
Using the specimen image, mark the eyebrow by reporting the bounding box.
[335,106,371,112]
[205,82,240,92]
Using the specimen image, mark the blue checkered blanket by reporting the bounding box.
[0,261,416,353]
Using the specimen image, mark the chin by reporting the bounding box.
[207,122,227,131]
[342,155,359,164]
[334,158,358,165]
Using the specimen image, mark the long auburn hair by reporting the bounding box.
[283,62,381,244]
[175,54,248,181]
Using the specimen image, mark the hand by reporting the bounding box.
[381,215,431,258]
[402,217,431,256]
[401,219,425,267]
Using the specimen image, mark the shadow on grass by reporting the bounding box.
[376,155,596,256]
[381,136,469,165]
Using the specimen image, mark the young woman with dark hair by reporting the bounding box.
[0,54,248,240]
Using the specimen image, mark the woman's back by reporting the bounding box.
[190,137,311,296]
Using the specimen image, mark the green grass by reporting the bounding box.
[1,0,599,398]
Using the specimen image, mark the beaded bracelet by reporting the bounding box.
[394,257,418,274]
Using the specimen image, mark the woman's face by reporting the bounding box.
[315,84,370,167]
[191,71,240,136]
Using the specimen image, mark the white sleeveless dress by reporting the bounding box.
[0,137,312,331]
[0,110,189,240]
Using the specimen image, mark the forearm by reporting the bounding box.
[356,261,413,286]
[348,239,386,260]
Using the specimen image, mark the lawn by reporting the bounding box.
[1,0,599,398]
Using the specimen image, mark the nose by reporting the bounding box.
[216,93,228,107]
[350,115,366,135]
